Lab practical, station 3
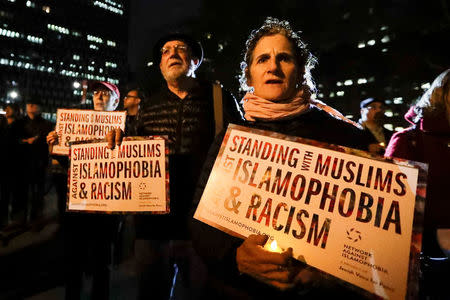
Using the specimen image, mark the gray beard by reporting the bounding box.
[162,68,189,82]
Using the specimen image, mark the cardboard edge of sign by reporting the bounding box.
[199,123,428,300]
[66,135,171,215]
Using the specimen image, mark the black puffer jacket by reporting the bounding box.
[191,106,368,299]
[135,80,242,239]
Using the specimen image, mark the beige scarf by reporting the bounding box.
[241,88,311,121]
[241,88,362,129]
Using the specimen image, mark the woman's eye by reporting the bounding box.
[278,54,291,62]
[257,56,269,63]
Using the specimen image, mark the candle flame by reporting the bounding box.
[270,240,278,251]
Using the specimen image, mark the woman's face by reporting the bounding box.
[247,34,300,101]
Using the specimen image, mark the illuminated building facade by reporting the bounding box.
[0,0,129,120]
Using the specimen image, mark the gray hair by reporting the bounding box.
[413,69,450,122]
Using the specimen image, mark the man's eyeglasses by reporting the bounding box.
[124,95,140,99]
[160,44,188,56]
[366,105,385,110]
[93,90,111,96]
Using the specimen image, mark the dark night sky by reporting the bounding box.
[127,0,449,100]
[128,0,201,72]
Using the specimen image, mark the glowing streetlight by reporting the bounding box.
[9,90,18,99]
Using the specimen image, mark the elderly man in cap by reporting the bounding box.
[108,33,241,299]
[359,97,393,154]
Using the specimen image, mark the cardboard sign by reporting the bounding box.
[52,109,126,155]
[67,137,169,214]
[194,124,427,299]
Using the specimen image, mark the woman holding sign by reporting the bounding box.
[191,17,367,299]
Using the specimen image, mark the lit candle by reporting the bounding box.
[379,142,385,147]
[264,239,283,253]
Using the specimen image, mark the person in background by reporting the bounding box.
[47,80,120,300]
[20,99,53,223]
[385,69,450,299]
[122,85,145,136]
[359,97,392,154]
[190,17,367,300]
[0,103,23,227]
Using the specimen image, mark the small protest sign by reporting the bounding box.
[68,137,169,214]
[52,108,126,155]
[194,124,427,299]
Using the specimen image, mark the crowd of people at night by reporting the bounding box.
[0,17,449,300]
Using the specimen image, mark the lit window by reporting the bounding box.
[89,44,99,50]
[385,99,392,104]
[42,6,50,13]
[384,110,393,117]
[107,40,116,47]
[336,81,342,86]
[147,61,153,67]
[382,48,388,53]
[368,76,375,82]
[93,1,124,15]
[26,1,36,8]
[357,78,367,84]
[47,24,70,35]
[206,33,212,39]
[421,82,430,90]
[384,124,393,131]
[73,54,80,60]
[380,26,389,31]
[393,97,403,104]
[318,93,324,98]
[358,42,365,48]
[344,80,353,86]
[27,35,43,44]
[381,35,390,43]
[367,39,376,46]
[336,91,344,96]
[87,34,103,44]
[329,92,335,98]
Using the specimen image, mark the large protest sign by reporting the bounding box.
[194,124,427,300]
[52,108,126,155]
[68,137,169,214]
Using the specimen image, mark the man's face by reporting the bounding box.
[26,103,41,116]
[159,40,197,82]
[361,102,385,123]
[123,90,141,110]
[93,86,118,111]
[5,106,14,118]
